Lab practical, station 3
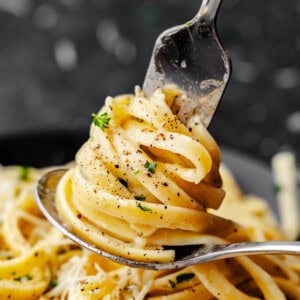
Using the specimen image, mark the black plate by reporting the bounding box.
[0,131,279,215]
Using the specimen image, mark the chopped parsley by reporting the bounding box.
[176,273,195,284]
[92,112,110,130]
[185,20,193,27]
[50,278,58,288]
[19,166,29,180]
[133,169,140,176]
[134,195,146,201]
[136,201,152,212]
[144,161,157,174]
[169,273,195,288]
[273,183,281,194]
[14,274,32,281]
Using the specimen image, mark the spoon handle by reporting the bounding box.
[204,241,300,261]
[194,0,222,23]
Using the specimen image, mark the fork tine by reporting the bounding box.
[193,0,222,23]
[143,0,231,127]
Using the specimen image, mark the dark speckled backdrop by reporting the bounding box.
[0,0,299,166]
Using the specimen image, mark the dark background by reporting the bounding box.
[0,0,299,167]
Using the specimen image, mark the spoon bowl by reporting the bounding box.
[36,169,300,270]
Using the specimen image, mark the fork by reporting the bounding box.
[143,0,231,127]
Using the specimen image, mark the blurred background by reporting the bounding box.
[0,0,299,167]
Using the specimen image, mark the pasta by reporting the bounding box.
[0,163,300,299]
[0,86,299,299]
[272,151,299,240]
[55,86,243,263]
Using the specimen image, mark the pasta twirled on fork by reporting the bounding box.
[55,87,245,263]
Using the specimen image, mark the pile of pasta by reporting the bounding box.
[0,87,300,299]
[1,163,300,299]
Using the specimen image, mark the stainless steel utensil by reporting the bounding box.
[35,169,300,270]
[143,0,231,127]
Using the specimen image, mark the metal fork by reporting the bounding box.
[143,0,231,127]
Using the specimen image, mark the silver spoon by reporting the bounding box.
[35,0,300,270]
[143,0,231,127]
[36,169,300,271]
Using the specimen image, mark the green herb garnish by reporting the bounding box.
[185,20,193,27]
[133,169,140,176]
[50,278,58,288]
[176,273,195,284]
[169,273,195,288]
[273,183,281,194]
[134,195,146,201]
[92,112,110,130]
[19,166,29,180]
[14,274,32,281]
[136,201,152,212]
[144,161,157,174]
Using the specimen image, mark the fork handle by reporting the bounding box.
[195,0,222,23]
